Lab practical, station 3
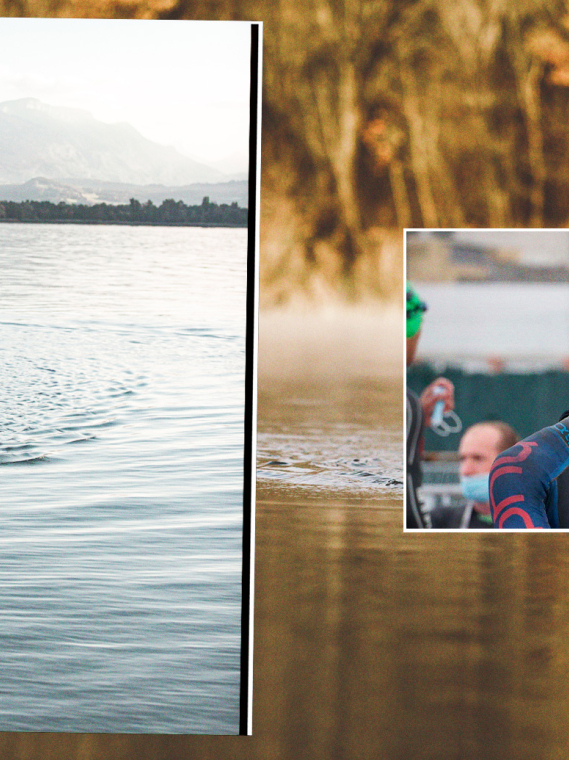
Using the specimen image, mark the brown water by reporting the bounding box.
[4,309,569,758]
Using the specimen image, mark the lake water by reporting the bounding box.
[0,223,248,734]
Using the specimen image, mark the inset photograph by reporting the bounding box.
[406,229,569,530]
[0,18,260,734]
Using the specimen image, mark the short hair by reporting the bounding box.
[465,421,520,454]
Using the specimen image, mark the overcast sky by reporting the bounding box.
[0,18,253,169]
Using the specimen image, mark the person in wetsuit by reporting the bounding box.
[490,412,569,529]
[406,283,454,528]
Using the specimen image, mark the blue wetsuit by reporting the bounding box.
[490,417,569,529]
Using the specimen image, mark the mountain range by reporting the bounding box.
[0,177,248,207]
[0,98,247,203]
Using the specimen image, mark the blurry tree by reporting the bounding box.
[159,0,569,301]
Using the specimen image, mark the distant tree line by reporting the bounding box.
[0,197,248,226]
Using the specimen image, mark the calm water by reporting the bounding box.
[0,223,248,734]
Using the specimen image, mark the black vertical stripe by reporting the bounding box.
[239,21,261,736]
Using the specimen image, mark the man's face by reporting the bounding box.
[458,425,502,478]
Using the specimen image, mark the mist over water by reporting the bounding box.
[0,224,247,733]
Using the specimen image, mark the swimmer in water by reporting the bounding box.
[490,411,569,528]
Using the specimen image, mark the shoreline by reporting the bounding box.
[0,219,247,228]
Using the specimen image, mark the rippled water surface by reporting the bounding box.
[0,224,248,733]
[257,378,402,495]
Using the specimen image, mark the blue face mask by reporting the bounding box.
[460,473,490,503]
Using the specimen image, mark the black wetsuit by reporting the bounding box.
[406,387,431,528]
[490,415,569,528]
[430,502,494,529]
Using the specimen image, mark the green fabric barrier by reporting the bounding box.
[407,364,569,452]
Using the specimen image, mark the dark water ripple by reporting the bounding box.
[256,376,403,497]
[0,330,143,464]
[257,429,403,492]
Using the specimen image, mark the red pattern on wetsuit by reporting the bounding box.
[490,442,541,528]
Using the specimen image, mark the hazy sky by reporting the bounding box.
[0,18,253,169]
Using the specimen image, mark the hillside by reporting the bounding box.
[0,177,248,206]
[0,98,226,186]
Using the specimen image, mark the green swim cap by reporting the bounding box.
[406,283,427,339]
